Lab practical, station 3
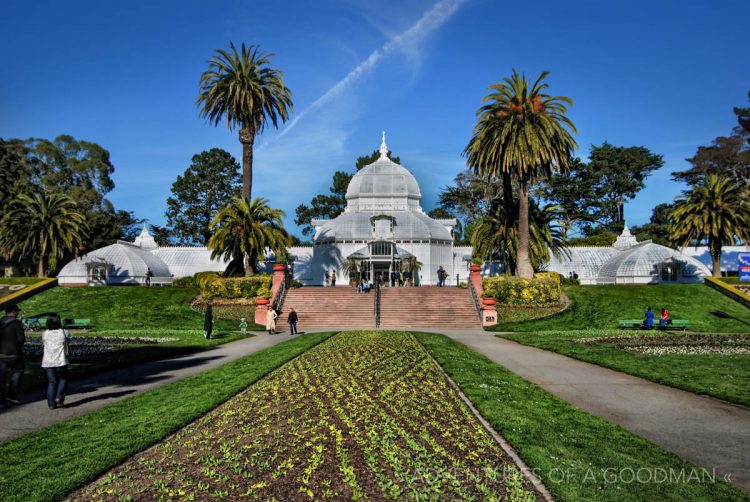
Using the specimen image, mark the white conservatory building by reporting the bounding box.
[546,224,711,285]
[57,133,729,288]
[288,134,471,286]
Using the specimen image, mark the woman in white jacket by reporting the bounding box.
[41,313,71,409]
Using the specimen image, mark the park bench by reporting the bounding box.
[63,318,94,329]
[617,319,690,331]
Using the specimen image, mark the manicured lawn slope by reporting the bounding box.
[498,330,750,406]
[415,332,747,502]
[20,286,240,331]
[17,286,264,392]
[0,332,335,502]
[488,284,750,332]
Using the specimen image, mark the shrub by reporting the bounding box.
[172,276,196,288]
[483,275,561,306]
[290,279,302,289]
[199,274,272,300]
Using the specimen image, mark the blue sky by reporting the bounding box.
[2,0,748,238]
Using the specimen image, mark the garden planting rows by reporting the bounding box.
[71,331,539,501]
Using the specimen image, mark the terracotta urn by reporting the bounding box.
[469,265,482,273]
[256,298,270,306]
[273,264,286,272]
[482,297,496,307]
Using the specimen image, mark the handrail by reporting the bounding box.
[272,276,287,313]
[467,278,483,321]
[374,281,381,328]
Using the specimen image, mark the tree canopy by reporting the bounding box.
[166,148,241,244]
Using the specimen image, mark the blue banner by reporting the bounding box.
[739,253,750,282]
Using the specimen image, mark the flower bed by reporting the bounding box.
[23,335,178,357]
[576,333,750,356]
[73,331,539,501]
[483,275,561,306]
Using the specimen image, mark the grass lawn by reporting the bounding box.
[487,284,750,333]
[415,332,748,502]
[0,277,47,286]
[497,329,750,406]
[0,332,335,502]
[16,286,265,392]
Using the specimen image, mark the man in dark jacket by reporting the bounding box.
[288,308,299,335]
[0,304,25,406]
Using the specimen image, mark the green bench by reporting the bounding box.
[63,318,94,329]
[617,319,689,330]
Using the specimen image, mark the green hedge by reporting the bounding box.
[172,276,196,288]
[196,272,272,300]
[483,274,561,306]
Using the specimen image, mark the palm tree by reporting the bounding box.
[471,201,567,274]
[0,192,87,277]
[401,256,423,286]
[465,70,577,278]
[198,43,293,200]
[669,174,750,277]
[208,196,291,276]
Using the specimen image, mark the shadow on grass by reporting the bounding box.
[711,310,750,327]
[64,390,137,408]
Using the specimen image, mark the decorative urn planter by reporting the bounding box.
[469,265,482,273]
[272,264,286,272]
[482,297,496,307]
[256,298,270,306]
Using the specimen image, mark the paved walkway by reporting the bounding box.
[0,331,290,443]
[435,329,750,492]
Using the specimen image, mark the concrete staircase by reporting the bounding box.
[380,286,481,329]
[277,287,375,330]
[276,286,481,330]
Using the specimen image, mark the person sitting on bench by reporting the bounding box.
[659,307,669,326]
[643,307,655,328]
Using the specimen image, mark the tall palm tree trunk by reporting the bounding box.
[517,179,534,278]
[239,126,255,200]
[37,238,47,278]
[710,240,722,277]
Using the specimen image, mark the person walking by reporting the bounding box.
[0,304,25,407]
[41,313,71,410]
[266,306,277,334]
[203,305,213,340]
[145,267,153,287]
[288,308,299,335]
[331,271,337,287]
[324,272,330,287]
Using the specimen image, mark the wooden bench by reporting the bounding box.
[617,319,690,330]
[63,318,94,329]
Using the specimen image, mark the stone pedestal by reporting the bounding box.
[481,307,498,326]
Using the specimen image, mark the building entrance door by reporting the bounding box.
[372,262,391,285]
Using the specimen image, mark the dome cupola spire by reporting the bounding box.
[379,131,389,160]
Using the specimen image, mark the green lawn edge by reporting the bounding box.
[485,284,750,333]
[0,332,336,502]
[413,332,748,502]
[496,331,750,407]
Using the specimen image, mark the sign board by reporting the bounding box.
[739,253,750,282]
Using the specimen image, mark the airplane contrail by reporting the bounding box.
[269,0,468,143]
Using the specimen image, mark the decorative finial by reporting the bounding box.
[379,130,389,160]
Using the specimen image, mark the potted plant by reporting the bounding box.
[481,291,496,306]
[469,256,483,273]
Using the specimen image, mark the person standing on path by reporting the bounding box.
[331,271,337,287]
[145,267,153,287]
[41,313,71,410]
[203,305,213,340]
[0,304,25,407]
[266,306,277,334]
[288,308,299,335]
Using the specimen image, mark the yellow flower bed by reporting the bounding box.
[483,274,561,306]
